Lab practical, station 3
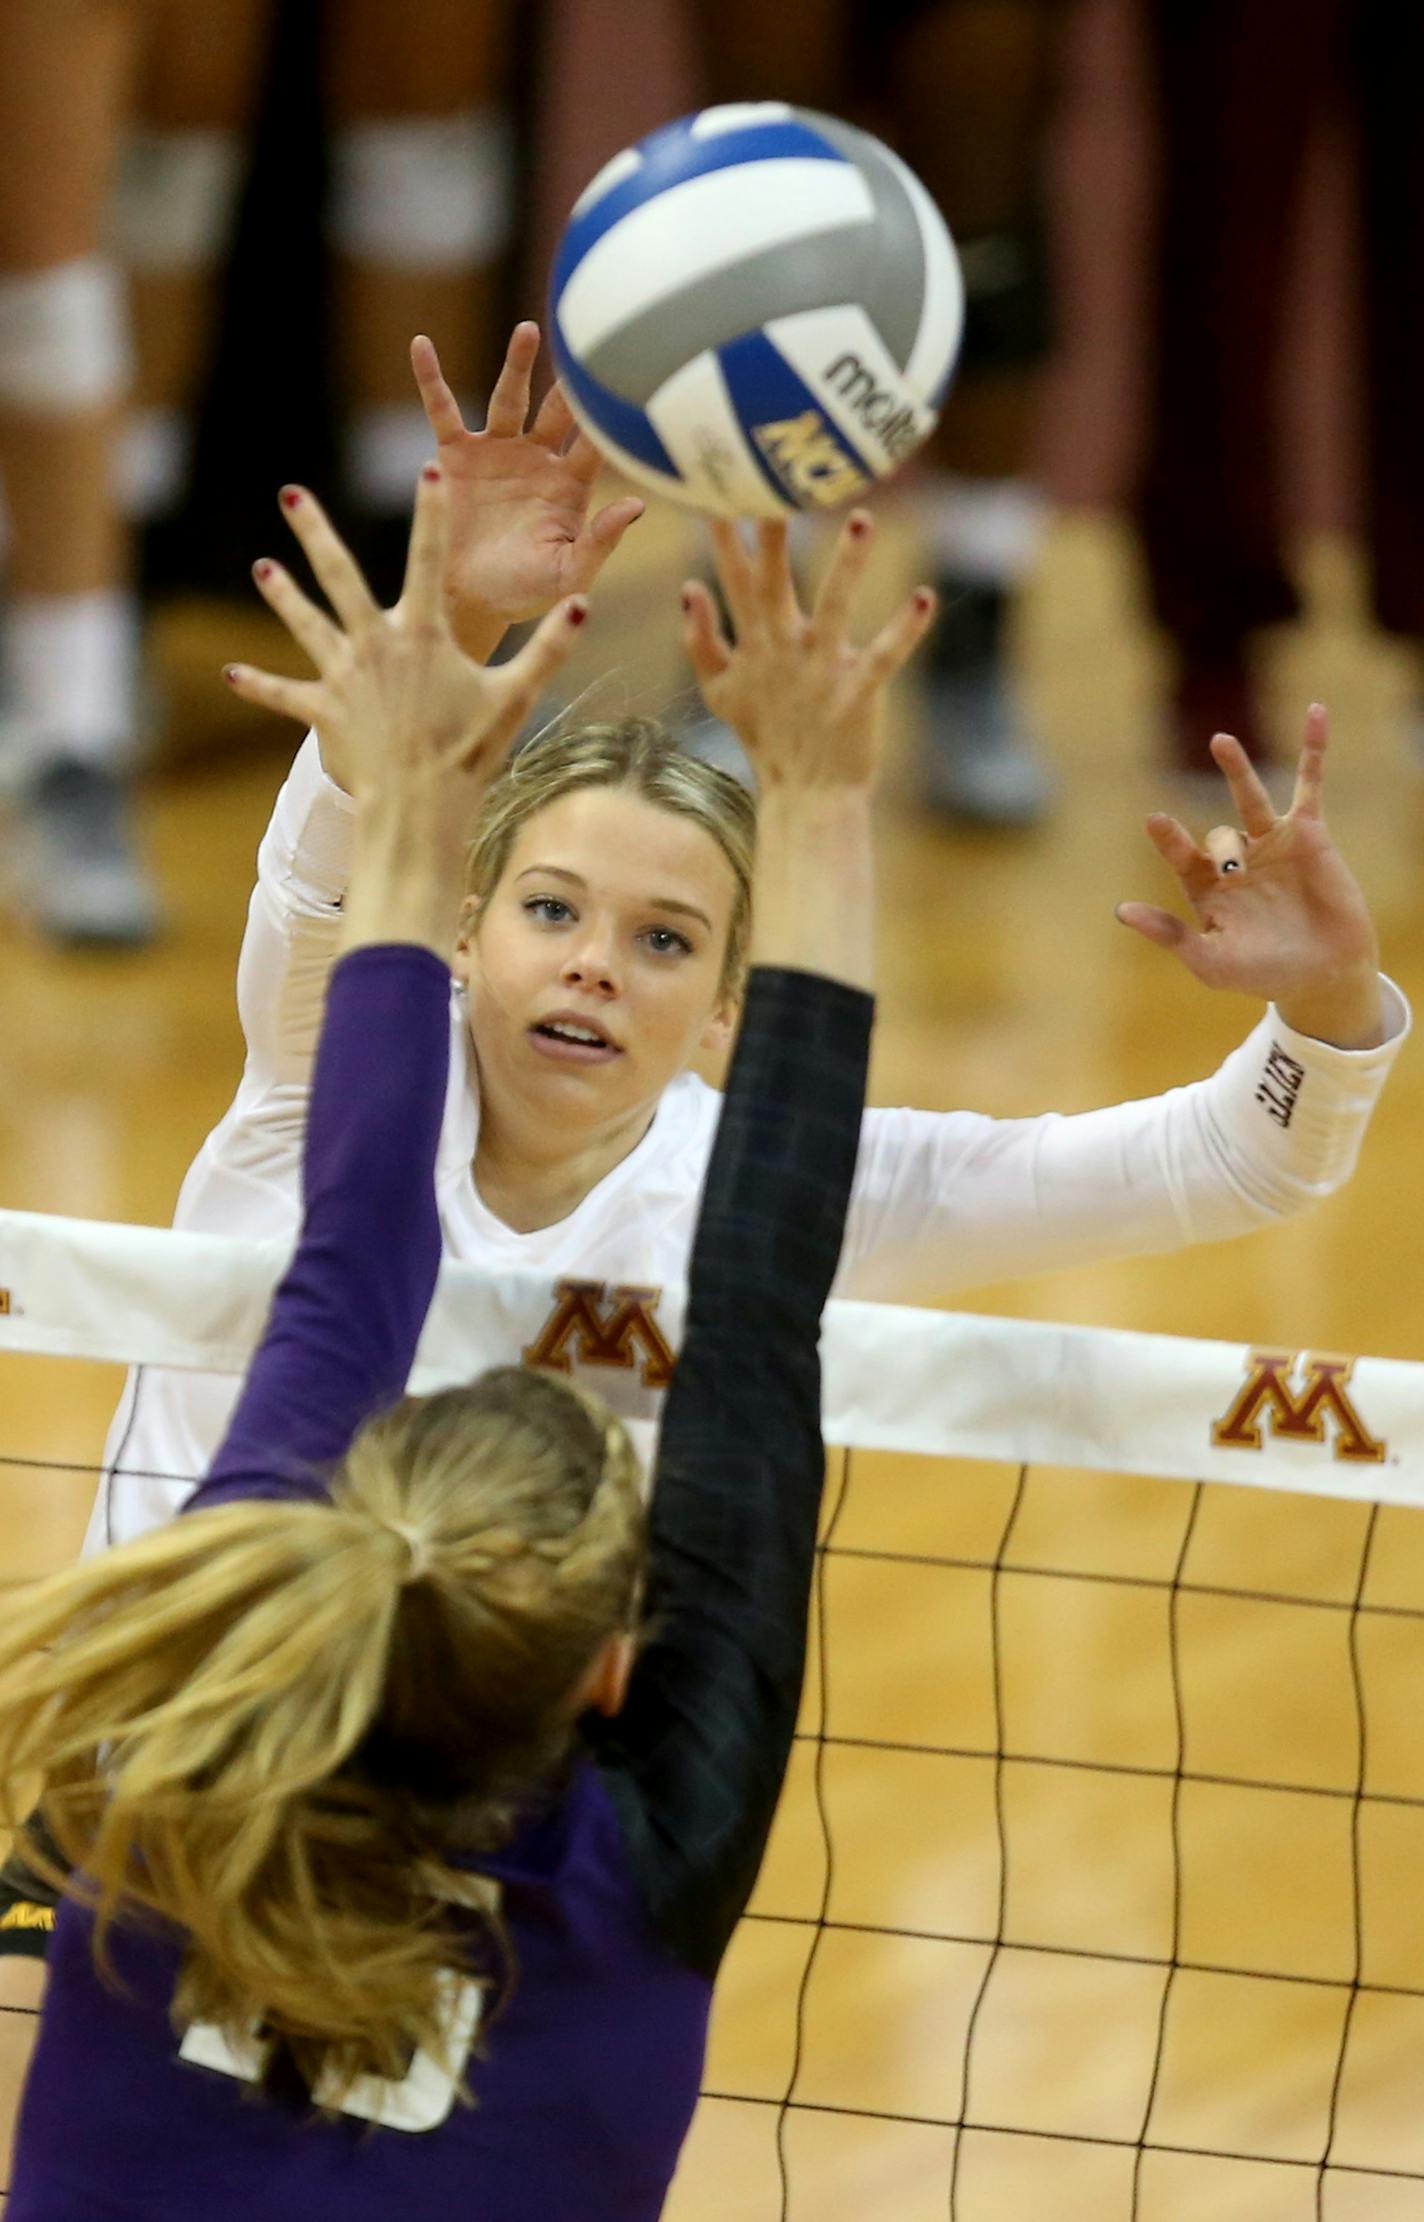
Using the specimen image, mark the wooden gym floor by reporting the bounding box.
[1,504,1422,2217]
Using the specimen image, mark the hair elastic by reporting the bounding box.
[382,1519,433,1586]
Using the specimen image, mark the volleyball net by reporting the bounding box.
[3,1206,1423,2221]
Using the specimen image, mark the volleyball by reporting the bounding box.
[549,103,965,519]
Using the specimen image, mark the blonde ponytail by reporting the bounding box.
[0,1368,645,2102]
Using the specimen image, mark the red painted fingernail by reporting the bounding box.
[253,559,273,582]
[281,487,302,511]
[680,589,694,613]
[913,588,934,612]
[422,464,441,483]
[222,664,240,684]
[848,514,870,538]
[567,601,587,627]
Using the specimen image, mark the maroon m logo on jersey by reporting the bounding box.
[523,1280,676,1390]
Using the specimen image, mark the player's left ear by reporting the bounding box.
[450,894,480,985]
[580,1630,636,1719]
[699,991,738,1058]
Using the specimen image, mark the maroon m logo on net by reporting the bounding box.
[1211,1351,1387,1466]
[523,1280,676,1392]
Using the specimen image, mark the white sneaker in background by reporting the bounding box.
[11,755,161,948]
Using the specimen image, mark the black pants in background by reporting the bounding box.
[1138,0,1424,658]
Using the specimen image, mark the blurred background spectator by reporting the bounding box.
[684,1,1068,827]
[1136,0,1424,795]
[0,0,519,946]
[0,0,1405,950]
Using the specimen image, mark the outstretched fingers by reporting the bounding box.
[751,518,801,634]
[1208,730,1276,838]
[811,510,877,639]
[681,578,733,691]
[586,492,645,550]
[483,596,589,752]
[398,466,452,624]
[557,425,604,485]
[1143,809,1216,897]
[531,376,576,452]
[223,661,324,729]
[707,517,758,638]
[1292,701,1329,819]
[1114,899,1191,953]
[250,556,342,673]
[410,333,466,443]
[278,486,379,636]
[484,319,540,439]
[858,582,938,694]
[564,493,645,591]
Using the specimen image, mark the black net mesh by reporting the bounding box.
[4,1443,1423,2220]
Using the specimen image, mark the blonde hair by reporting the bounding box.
[0,1369,643,2104]
[467,716,756,994]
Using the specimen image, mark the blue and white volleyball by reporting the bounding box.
[549,104,964,518]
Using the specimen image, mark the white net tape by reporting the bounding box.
[1,1205,1419,1506]
[4,1204,1424,2215]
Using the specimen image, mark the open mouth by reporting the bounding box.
[529,1014,622,1063]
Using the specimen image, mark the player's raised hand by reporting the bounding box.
[224,469,588,814]
[681,512,936,793]
[1115,706,1385,1047]
[411,322,644,656]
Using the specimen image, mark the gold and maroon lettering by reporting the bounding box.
[523,1280,676,1391]
[1211,1350,1386,1465]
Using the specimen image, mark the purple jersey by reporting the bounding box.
[9,947,872,2220]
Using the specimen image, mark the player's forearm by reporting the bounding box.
[751,789,875,992]
[631,967,873,1974]
[337,793,468,960]
[199,946,450,1501]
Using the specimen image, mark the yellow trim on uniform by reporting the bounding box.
[0,1900,55,1931]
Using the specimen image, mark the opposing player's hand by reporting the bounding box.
[412,322,644,657]
[681,513,935,792]
[224,470,588,815]
[1115,706,1385,1048]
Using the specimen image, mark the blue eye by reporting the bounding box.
[524,896,572,924]
[642,926,693,957]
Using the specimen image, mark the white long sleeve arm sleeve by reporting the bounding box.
[840,983,1410,1296]
[235,731,354,1091]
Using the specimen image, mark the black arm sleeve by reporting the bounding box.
[595,966,872,1978]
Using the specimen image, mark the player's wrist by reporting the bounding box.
[339,819,466,959]
[752,791,875,989]
[754,786,875,828]
[1276,962,1385,1050]
[444,584,508,666]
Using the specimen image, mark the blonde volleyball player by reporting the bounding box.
[0,466,903,2220]
[72,322,1408,1558]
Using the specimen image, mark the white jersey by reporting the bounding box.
[91,735,1409,1551]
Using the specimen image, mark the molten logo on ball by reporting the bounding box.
[823,353,923,462]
